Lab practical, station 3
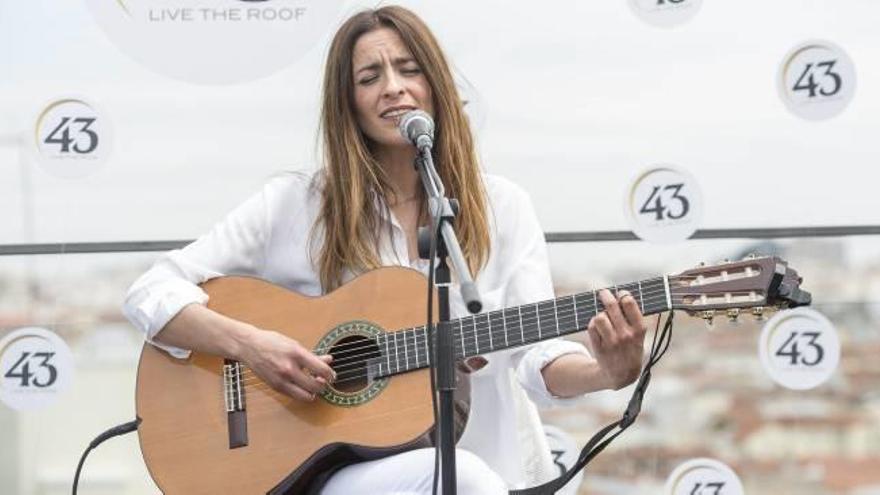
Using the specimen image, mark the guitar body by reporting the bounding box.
[136,267,468,494]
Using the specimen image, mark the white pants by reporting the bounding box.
[320,448,508,495]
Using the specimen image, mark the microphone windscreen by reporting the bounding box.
[398,110,434,145]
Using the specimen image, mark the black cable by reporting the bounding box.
[72,418,141,495]
[510,310,675,495]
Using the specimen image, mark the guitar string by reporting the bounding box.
[234,287,759,385]
[227,314,680,409]
[295,277,667,355]
[236,274,704,359]
[235,284,752,382]
[218,272,775,403]
[232,281,693,380]
[229,272,736,363]
[234,286,675,385]
[231,298,738,404]
[234,286,679,384]
[235,290,756,383]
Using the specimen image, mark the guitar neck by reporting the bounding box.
[372,276,672,378]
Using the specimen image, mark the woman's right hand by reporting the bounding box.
[154,304,336,402]
[239,327,336,402]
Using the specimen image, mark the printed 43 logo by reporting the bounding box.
[31,97,111,178]
[775,330,824,367]
[43,117,99,155]
[639,183,689,221]
[4,351,58,388]
[0,328,75,411]
[793,60,842,99]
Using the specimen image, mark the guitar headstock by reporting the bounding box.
[669,255,811,324]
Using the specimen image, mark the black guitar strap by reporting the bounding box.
[510,311,674,495]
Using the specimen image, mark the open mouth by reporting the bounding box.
[380,106,416,125]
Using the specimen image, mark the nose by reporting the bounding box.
[382,71,405,99]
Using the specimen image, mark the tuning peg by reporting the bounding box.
[744,253,758,260]
[697,261,707,267]
[721,258,730,264]
[727,308,740,323]
[752,306,765,320]
[701,310,716,326]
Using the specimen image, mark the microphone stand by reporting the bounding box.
[413,142,482,495]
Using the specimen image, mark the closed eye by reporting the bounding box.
[358,74,378,85]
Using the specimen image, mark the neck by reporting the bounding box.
[372,277,673,377]
[374,144,420,202]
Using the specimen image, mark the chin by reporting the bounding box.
[369,132,410,150]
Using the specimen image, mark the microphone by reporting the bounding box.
[398,110,434,150]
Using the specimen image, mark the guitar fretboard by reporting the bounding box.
[373,277,670,377]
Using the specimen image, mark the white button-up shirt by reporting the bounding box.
[123,171,589,488]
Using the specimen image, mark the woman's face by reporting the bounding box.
[352,27,434,150]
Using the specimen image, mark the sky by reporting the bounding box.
[1,0,879,279]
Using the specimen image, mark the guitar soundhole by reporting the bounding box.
[328,335,380,393]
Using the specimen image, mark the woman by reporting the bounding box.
[123,6,647,494]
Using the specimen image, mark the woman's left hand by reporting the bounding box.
[586,289,648,390]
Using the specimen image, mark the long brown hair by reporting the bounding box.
[314,5,490,291]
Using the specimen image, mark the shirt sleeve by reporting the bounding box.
[122,179,275,358]
[498,181,593,408]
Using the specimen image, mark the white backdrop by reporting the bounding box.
[2,1,879,494]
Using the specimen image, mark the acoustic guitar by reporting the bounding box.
[135,255,810,493]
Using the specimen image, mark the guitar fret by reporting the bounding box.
[411,329,418,369]
[507,308,520,346]
[501,310,508,347]
[415,328,422,367]
[477,315,490,352]
[663,275,672,310]
[574,293,586,324]
[403,329,410,369]
[393,332,400,373]
[458,320,465,358]
[470,317,478,354]
[518,306,525,343]
[457,318,465,356]
[553,299,560,335]
[384,335,391,375]
[571,294,579,328]
[593,290,599,314]
[481,315,490,351]
[560,297,572,332]
[637,280,644,313]
[423,326,429,366]
[535,302,541,339]
[486,313,493,350]
[516,305,528,343]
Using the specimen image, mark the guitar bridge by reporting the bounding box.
[223,360,248,449]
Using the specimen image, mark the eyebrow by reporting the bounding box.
[355,57,416,75]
